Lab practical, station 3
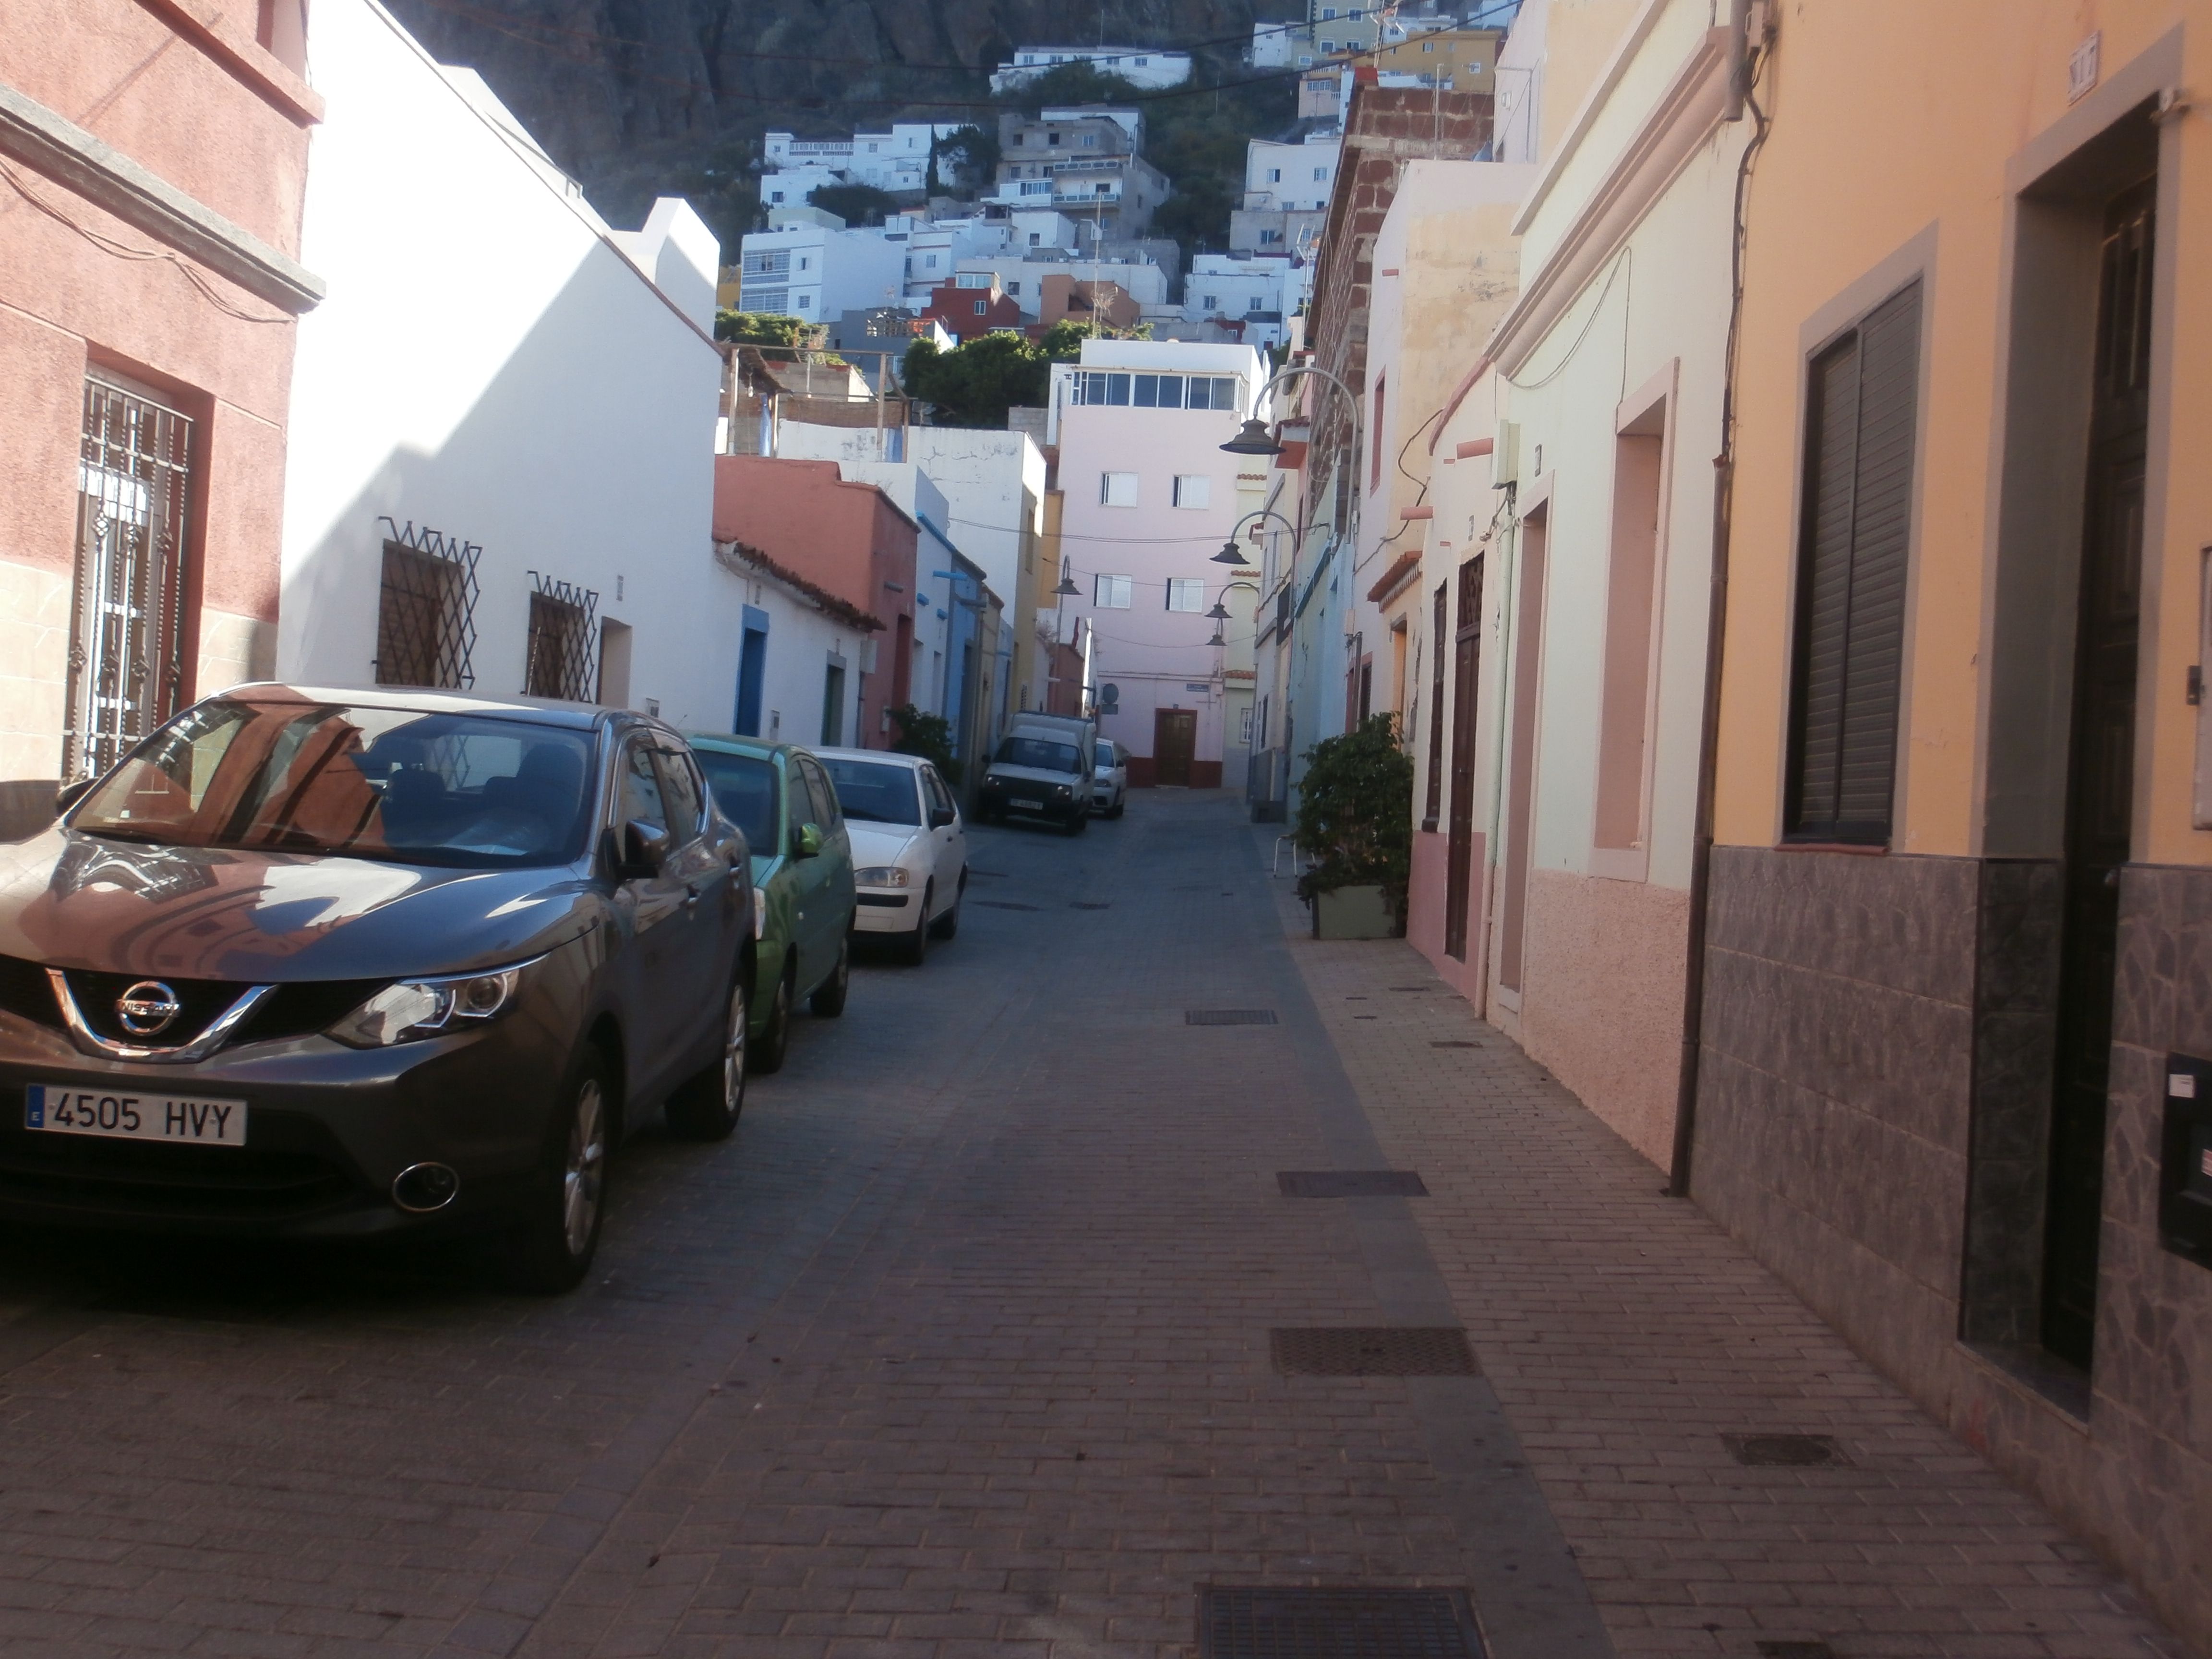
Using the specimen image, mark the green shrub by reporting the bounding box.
[887,704,960,784]
[1293,713,1413,918]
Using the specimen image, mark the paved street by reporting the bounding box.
[0,792,2184,1659]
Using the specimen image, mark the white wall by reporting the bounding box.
[991,49,1191,92]
[1245,136,1340,211]
[716,550,867,747]
[277,0,732,730]
[737,223,906,320]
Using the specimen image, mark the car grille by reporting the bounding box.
[0,955,61,1030]
[0,1109,360,1221]
[0,956,384,1050]
[234,980,387,1045]
[54,966,253,1046]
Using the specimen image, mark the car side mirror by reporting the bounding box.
[54,778,96,815]
[795,822,824,859]
[619,818,670,878]
[928,805,956,830]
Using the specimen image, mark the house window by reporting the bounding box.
[1008,280,1022,295]
[926,254,938,268]
[1083,134,1097,147]
[1049,132,1062,145]
[1134,374,1183,409]
[1268,168,1282,182]
[797,255,809,270]
[1094,573,1133,607]
[1261,229,1283,245]
[66,375,194,779]
[1100,472,1139,507]
[1784,280,1923,844]
[1314,166,1329,180]
[769,191,785,203]
[523,578,597,701]
[973,299,987,315]
[1421,39,1434,50]
[1172,474,1212,510]
[375,529,478,691]
[1202,295,1219,311]
[1166,577,1204,612]
[1079,372,1133,406]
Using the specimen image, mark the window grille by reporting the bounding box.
[524,574,599,701]
[66,376,193,781]
[374,518,479,690]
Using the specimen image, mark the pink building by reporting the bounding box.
[0,0,323,791]
[1046,341,1266,788]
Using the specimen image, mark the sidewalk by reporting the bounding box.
[1258,830,2187,1659]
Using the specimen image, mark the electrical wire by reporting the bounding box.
[1495,244,1631,391]
[0,160,292,325]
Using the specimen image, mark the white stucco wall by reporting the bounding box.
[715,551,867,747]
[277,0,733,729]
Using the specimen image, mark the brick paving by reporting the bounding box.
[0,789,2188,1659]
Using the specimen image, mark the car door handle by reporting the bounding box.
[685,879,706,905]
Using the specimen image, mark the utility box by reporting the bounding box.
[2161,1053,2212,1266]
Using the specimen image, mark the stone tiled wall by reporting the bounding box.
[1693,845,2212,1645]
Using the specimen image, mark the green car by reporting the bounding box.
[687,736,857,1072]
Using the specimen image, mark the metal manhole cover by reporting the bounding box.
[1071,901,1111,910]
[1724,1434,1848,1467]
[1187,1010,1278,1026]
[1198,1586,1487,1659]
[1430,1040,1482,1049]
[975,901,1041,912]
[1278,1171,1428,1198]
[1270,1328,1477,1377]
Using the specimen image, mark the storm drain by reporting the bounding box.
[1197,1586,1487,1659]
[1270,1328,1478,1377]
[974,901,1042,912]
[1186,1009,1278,1026]
[1071,901,1111,910]
[1277,1171,1428,1198]
[1389,986,1438,993]
[1431,1040,1483,1049]
[1725,1433,1849,1467]
[1755,1644,1836,1659]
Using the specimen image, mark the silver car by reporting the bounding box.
[1092,740,1129,819]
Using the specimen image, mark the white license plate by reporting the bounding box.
[25,1084,247,1147]
[1011,798,1043,811]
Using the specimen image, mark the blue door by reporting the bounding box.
[734,606,769,736]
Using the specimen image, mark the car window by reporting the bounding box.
[925,770,956,820]
[995,735,1081,773]
[824,756,922,825]
[1095,741,1115,769]
[783,761,808,843]
[695,750,777,854]
[799,757,842,830]
[651,747,705,845]
[617,741,667,835]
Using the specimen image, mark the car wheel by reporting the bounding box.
[898,883,932,965]
[1108,798,1126,819]
[755,966,794,1074]
[930,870,965,940]
[667,972,747,1139]
[504,1048,611,1293]
[1064,811,1087,837]
[809,936,850,1017]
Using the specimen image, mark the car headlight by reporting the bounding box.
[1053,783,1071,798]
[328,960,534,1048]
[853,866,910,887]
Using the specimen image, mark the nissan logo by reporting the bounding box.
[115,981,183,1037]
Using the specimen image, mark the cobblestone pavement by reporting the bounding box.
[0,791,2187,1659]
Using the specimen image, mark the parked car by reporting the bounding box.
[687,736,856,1068]
[1092,739,1130,818]
[0,685,755,1291]
[976,724,1093,834]
[815,748,966,964]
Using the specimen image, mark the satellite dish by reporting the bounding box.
[1099,682,1120,712]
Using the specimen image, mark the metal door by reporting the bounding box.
[1154,709,1197,787]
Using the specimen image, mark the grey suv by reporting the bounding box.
[0,685,755,1290]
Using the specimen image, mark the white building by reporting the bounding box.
[710,542,870,747]
[278,0,733,728]
[956,254,1171,317]
[1250,18,1317,68]
[761,124,964,196]
[757,165,848,211]
[990,47,1192,94]
[1243,135,1339,213]
[1182,255,1307,348]
[736,219,905,320]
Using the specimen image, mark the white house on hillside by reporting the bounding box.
[990,47,1191,93]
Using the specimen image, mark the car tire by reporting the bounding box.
[898,884,932,965]
[1064,811,1087,837]
[930,870,965,940]
[755,966,794,1074]
[1107,798,1126,819]
[503,1046,611,1294]
[809,936,850,1017]
[667,972,747,1139]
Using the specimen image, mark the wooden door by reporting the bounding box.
[1154,708,1197,787]
[2043,179,2154,1370]
[1444,556,1483,960]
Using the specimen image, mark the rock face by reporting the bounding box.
[383,0,1260,234]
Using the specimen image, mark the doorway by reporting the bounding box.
[734,608,768,736]
[1498,506,1549,995]
[1444,555,1483,960]
[1154,708,1197,787]
[2042,177,2154,1370]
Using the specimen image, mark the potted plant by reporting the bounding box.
[1293,713,1413,939]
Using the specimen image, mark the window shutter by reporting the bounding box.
[1785,281,1922,842]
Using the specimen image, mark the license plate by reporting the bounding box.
[25,1084,247,1147]
[1011,798,1043,811]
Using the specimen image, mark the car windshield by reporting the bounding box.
[695,751,778,853]
[1095,742,1115,769]
[71,697,597,868]
[996,735,1081,774]
[822,757,921,825]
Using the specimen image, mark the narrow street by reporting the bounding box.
[0,792,2180,1659]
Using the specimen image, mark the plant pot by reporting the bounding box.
[1310,884,1398,940]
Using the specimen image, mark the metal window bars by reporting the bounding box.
[373,518,480,689]
[523,574,598,702]
[65,378,194,781]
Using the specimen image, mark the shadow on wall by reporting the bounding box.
[279,250,722,718]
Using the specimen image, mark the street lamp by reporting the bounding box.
[1213,508,1299,566]
[1053,572,1081,597]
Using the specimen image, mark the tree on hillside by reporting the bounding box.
[717,312,817,348]
[807,182,900,226]
[935,124,1000,194]
[1012,61,1145,110]
[901,333,1049,428]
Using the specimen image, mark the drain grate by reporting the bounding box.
[1270,1328,1478,1377]
[1725,1434,1848,1467]
[1755,1644,1836,1659]
[1187,1010,1278,1026]
[1389,986,1437,993]
[1198,1586,1487,1659]
[1070,901,1111,910]
[1431,1040,1482,1049]
[974,900,1042,912]
[1278,1171,1428,1198]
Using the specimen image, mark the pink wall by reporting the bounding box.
[1407,827,1484,1002]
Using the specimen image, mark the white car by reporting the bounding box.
[1092,739,1129,818]
[814,748,967,964]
